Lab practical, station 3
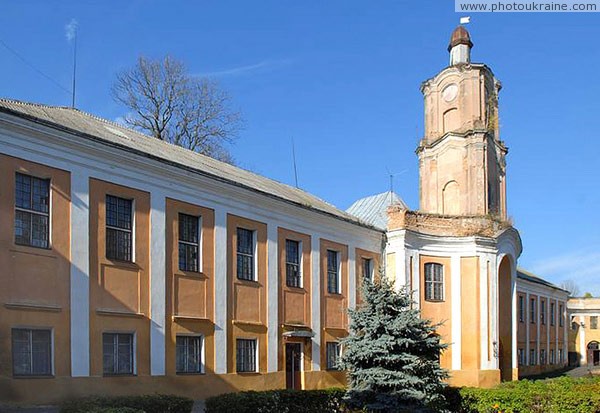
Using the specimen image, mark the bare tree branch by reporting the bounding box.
[112,55,242,163]
[560,279,580,297]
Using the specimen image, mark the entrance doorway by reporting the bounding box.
[285,343,302,390]
[588,341,600,366]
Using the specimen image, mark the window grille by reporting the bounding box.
[327,250,340,294]
[179,214,200,272]
[12,328,52,376]
[236,339,257,372]
[106,195,133,261]
[236,228,255,281]
[102,333,133,375]
[176,336,203,373]
[424,263,444,301]
[15,173,50,248]
[285,240,301,288]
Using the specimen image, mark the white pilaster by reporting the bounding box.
[348,246,356,310]
[214,208,228,374]
[451,254,462,371]
[311,236,321,371]
[536,298,541,364]
[150,192,166,375]
[479,256,490,369]
[70,171,90,377]
[580,315,586,365]
[511,263,518,374]
[525,292,530,365]
[267,224,278,372]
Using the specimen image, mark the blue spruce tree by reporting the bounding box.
[339,276,448,412]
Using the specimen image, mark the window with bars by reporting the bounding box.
[518,348,525,366]
[236,338,257,373]
[529,348,536,365]
[550,349,555,365]
[176,335,203,374]
[591,316,598,330]
[424,263,444,302]
[326,342,341,370]
[102,333,134,375]
[236,228,255,281]
[559,304,564,327]
[362,258,373,282]
[530,298,536,324]
[518,295,524,322]
[540,349,546,365]
[178,213,200,272]
[550,302,555,326]
[540,299,546,325]
[327,250,340,294]
[15,173,50,249]
[285,239,301,288]
[12,328,52,376]
[106,195,133,262]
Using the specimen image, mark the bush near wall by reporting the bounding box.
[59,394,194,413]
[205,388,348,413]
[455,377,600,413]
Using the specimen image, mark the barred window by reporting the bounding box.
[518,348,525,366]
[540,349,546,365]
[236,228,255,281]
[518,295,524,322]
[362,258,373,282]
[550,349,555,365]
[424,263,444,302]
[326,342,341,370]
[15,173,50,249]
[102,333,133,375]
[327,250,340,294]
[530,298,536,324]
[550,302,555,326]
[285,239,301,288]
[179,214,200,272]
[12,328,52,376]
[540,299,546,325]
[236,338,257,373]
[559,304,564,327]
[106,195,133,261]
[176,335,203,374]
[591,316,598,330]
[529,348,536,365]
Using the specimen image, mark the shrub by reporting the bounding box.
[60,394,194,413]
[455,377,600,413]
[205,388,347,413]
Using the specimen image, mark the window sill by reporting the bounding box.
[236,371,260,375]
[13,374,55,379]
[424,299,445,303]
[176,372,205,376]
[177,270,207,279]
[104,258,139,269]
[103,373,137,377]
[5,302,62,313]
[9,246,54,258]
[96,308,145,318]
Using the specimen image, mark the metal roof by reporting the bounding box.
[346,191,407,230]
[0,98,376,230]
[517,268,569,294]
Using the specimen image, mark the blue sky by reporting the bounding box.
[1,1,598,294]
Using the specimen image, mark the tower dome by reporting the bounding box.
[448,25,473,66]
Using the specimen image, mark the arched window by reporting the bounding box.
[424,263,444,302]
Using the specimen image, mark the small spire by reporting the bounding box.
[448,26,473,66]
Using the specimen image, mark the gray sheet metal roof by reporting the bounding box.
[0,98,377,230]
[346,191,407,230]
[517,268,569,294]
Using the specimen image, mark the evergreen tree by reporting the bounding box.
[339,276,448,413]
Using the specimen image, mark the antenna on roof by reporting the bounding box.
[66,19,79,108]
[291,137,299,188]
[386,168,408,203]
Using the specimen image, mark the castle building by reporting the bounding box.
[0,26,568,404]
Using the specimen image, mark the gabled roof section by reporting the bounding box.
[517,267,569,294]
[346,191,407,230]
[0,98,377,230]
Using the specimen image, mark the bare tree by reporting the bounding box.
[560,279,581,297]
[112,56,242,163]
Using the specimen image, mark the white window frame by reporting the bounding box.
[14,172,52,249]
[105,195,135,262]
[285,239,302,288]
[236,228,257,281]
[326,250,341,295]
[424,262,444,302]
[175,334,205,374]
[102,330,136,376]
[236,337,258,373]
[178,213,202,273]
[325,341,342,370]
[11,326,54,377]
[362,257,374,282]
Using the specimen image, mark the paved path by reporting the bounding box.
[567,365,600,378]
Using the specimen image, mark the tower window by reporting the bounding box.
[424,263,444,302]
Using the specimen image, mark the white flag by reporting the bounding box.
[460,16,471,24]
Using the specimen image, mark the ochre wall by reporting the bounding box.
[165,198,215,375]
[0,154,71,379]
[226,214,268,373]
[89,179,151,377]
[277,227,312,372]
[355,247,380,305]
[419,255,452,370]
[461,256,480,371]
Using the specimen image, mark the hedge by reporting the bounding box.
[60,394,194,413]
[454,377,600,413]
[205,388,347,413]
[205,377,600,413]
